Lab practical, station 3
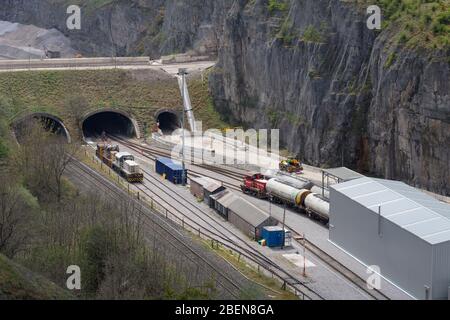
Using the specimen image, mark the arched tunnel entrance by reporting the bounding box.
[82,111,140,140]
[12,113,71,143]
[156,110,180,135]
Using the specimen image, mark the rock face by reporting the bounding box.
[0,0,161,57]
[209,0,450,196]
[0,0,448,195]
[0,0,230,58]
[0,20,77,59]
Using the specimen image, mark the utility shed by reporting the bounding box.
[210,190,237,219]
[330,177,450,300]
[189,176,224,204]
[227,197,278,241]
[203,181,226,207]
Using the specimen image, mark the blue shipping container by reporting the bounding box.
[155,157,188,185]
[262,226,284,247]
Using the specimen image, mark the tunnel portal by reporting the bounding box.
[82,111,138,139]
[157,111,180,135]
[13,113,71,143]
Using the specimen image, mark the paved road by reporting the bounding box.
[0,56,216,76]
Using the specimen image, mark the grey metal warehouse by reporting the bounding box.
[330,177,450,300]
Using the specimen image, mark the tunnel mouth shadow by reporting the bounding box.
[82,111,138,140]
[12,113,71,144]
[157,111,180,135]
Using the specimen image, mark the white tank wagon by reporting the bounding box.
[266,179,311,206]
[304,193,330,223]
[266,178,330,225]
[275,176,314,191]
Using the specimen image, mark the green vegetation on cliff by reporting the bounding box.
[267,0,289,14]
[360,0,450,49]
[0,69,179,118]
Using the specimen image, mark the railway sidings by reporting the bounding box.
[91,136,390,300]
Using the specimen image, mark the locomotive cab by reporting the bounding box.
[114,152,144,183]
[241,172,269,199]
[115,152,134,166]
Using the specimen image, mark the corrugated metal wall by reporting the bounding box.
[228,210,255,240]
[330,189,433,300]
[432,241,450,299]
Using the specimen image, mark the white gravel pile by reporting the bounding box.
[0,20,77,59]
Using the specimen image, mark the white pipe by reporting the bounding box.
[177,75,197,132]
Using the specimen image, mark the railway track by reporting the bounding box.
[129,166,324,300]
[109,135,243,191]
[102,136,390,300]
[81,148,325,300]
[67,158,244,299]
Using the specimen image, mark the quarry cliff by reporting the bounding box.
[0,0,449,195]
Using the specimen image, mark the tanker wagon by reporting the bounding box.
[266,179,311,207]
[304,193,330,223]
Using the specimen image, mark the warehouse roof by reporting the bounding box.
[204,182,224,193]
[190,176,223,193]
[323,167,364,182]
[212,190,237,207]
[228,197,271,228]
[332,178,450,244]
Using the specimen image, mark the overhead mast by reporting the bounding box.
[178,68,188,186]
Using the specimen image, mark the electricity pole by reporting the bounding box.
[303,233,307,277]
[28,44,31,70]
[178,68,188,187]
[281,202,287,250]
[269,198,272,218]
